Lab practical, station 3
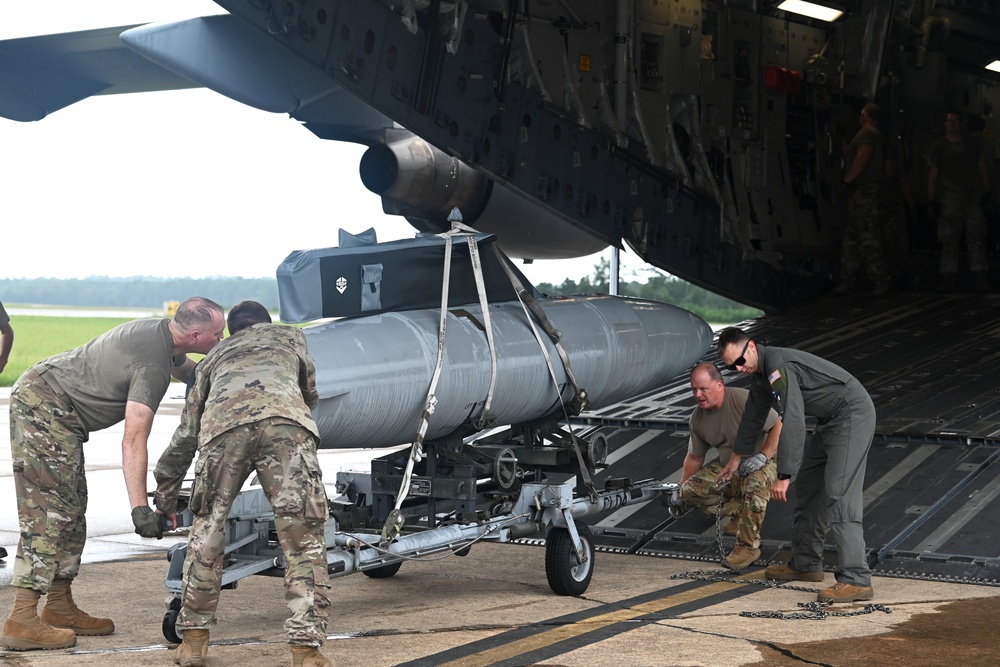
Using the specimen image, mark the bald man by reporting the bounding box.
[681,362,782,570]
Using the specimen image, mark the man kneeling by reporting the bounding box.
[680,362,782,569]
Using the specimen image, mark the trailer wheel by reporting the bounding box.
[545,522,594,596]
[362,561,402,579]
[162,597,182,645]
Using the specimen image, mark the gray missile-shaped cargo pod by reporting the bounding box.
[278,230,713,450]
[305,295,711,448]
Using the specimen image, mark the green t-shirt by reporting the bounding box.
[847,125,885,187]
[688,386,779,466]
[42,318,174,432]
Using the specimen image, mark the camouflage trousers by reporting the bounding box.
[9,372,90,592]
[841,184,889,286]
[177,418,331,646]
[938,191,987,274]
[680,459,777,548]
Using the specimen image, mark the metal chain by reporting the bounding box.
[670,570,893,620]
[670,569,819,594]
[714,482,737,573]
[740,601,893,620]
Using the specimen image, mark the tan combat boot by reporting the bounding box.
[174,628,210,667]
[291,644,334,667]
[817,581,874,603]
[0,587,77,651]
[723,545,760,570]
[40,578,115,636]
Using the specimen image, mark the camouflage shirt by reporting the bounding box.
[154,323,320,512]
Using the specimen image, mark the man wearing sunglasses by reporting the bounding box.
[681,362,782,570]
[717,327,876,604]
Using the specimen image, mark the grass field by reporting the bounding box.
[0,310,294,388]
[1,315,134,387]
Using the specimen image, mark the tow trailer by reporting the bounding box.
[160,473,679,643]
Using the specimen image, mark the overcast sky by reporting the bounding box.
[0,1,650,286]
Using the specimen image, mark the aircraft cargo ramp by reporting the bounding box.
[571,291,1000,586]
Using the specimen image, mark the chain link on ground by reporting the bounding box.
[669,569,892,620]
[740,601,893,620]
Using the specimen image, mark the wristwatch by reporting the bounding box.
[777,473,792,480]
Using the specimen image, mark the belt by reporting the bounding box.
[26,366,68,398]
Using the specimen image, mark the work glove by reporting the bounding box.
[659,484,688,518]
[738,453,768,476]
[131,505,164,539]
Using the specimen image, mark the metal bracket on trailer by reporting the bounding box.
[160,476,677,643]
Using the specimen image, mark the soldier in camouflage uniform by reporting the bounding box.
[1,297,225,652]
[928,110,992,291]
[680,363,782,570]
[836,103,891,296]
[154,300,333,667]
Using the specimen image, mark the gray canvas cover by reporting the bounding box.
[276,229,539,323]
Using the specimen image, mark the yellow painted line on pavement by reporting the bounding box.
[436,570,763,667]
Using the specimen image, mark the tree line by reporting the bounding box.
[534,258,763,323]
[0,277,280,310]
[1,265,762,323]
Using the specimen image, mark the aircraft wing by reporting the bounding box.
[0,12,603,260]
[0,25,198,122]
[0,16,394,143]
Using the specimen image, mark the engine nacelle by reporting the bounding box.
[360,135,492,222]
[360,135,607,260]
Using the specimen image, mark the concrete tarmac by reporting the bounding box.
[2,387,999,667]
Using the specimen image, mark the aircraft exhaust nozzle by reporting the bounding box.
[305,295,712,449]
[359,137,491,219]
[361,133,608,260]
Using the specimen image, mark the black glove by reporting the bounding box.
[131,505,164,539]
[738,453,768,476]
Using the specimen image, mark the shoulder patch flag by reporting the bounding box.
[768,368,787,395]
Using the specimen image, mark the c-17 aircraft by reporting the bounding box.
[5,0,1000,594]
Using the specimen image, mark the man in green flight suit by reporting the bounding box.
[717,327,875,603]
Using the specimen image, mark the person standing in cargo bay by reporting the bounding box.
[835,102,891,296]
[717,327,875,604]
[927,109,992,292]
[155,300,332,667]
[681,362,782,570]
[1,297,225,652]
